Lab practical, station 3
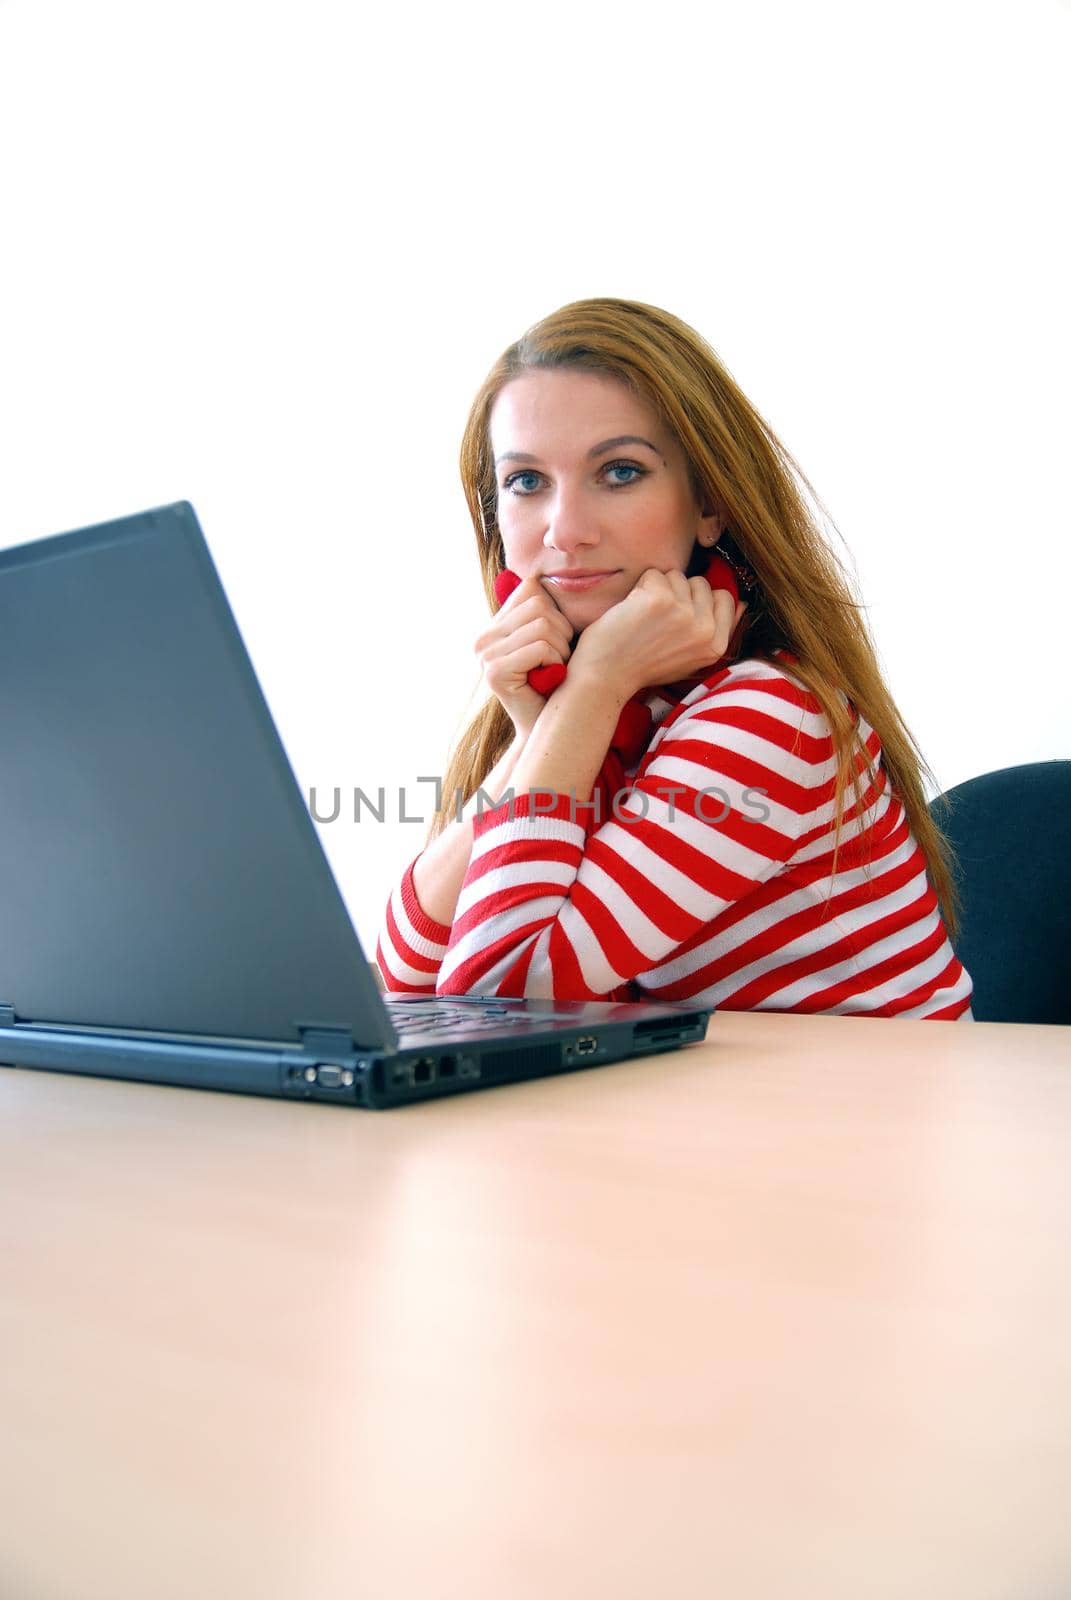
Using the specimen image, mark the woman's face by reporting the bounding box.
[488,367,724,631]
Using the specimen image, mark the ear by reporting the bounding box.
[697,502,730,548]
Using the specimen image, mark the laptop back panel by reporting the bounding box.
[0,503,393,1050]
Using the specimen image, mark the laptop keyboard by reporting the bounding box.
[385,1001,514,1035]
[383,999,576,1036]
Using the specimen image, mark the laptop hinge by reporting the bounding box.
[297,1024,356,1058]
[0,1005,15,1027]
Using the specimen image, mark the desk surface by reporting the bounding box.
[2,1011,1069,1600]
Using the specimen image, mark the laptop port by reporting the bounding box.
[413,1057,435,1084]
[439,1055,458,1078]
[575,1036,598,1056]
[316,1064,343,1088]
[633,1013,705,1036]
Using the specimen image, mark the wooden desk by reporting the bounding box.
[1,1012,1069,1600]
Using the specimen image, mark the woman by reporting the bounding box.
[377,298,973,1019]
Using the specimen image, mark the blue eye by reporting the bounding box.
[604,461,645,486]
[503,470,543,495]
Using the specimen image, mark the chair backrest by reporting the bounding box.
[929,761,1071,1024]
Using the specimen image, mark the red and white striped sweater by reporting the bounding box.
[377,655,974,1019]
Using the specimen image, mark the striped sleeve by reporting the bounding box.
[437,662,837,1000]
[376,855,453,993]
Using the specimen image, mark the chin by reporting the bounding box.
[557,596,613,632]
[548,575,630,627]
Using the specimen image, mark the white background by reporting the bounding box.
[1,0,1068,954]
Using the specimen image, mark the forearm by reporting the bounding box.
[436,676,637,999]
[410,731,530,928]
[405,675,621,958]
[506,674,627,806]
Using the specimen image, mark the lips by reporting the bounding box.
[543,570,619,591]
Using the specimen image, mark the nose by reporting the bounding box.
[543,482,599,556]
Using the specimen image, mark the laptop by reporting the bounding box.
[0,503,711,1108]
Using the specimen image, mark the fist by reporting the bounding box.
[570,569,746,700]
[476,574,575,736]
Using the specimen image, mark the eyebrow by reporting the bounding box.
[494,435,666,468]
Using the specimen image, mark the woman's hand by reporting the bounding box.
[569,570,746,703]
[475,574,575,738]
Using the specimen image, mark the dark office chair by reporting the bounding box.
[929,761,1071,1024]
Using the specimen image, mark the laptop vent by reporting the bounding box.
[482,1045,562,1084]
